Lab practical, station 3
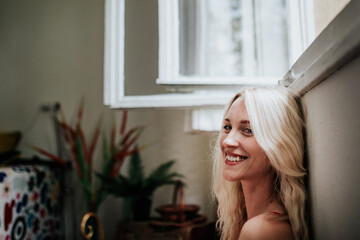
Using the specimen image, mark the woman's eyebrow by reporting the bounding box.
[224,118,250,124]
[239,120,250,124]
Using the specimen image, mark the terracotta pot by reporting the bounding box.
[155,181,200,223]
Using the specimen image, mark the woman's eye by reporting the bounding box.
[223,125,232,131]
[243,128,253,134]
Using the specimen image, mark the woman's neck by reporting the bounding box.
[241,175,279,220]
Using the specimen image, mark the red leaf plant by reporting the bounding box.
[32,100,144,213]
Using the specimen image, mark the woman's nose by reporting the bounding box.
[223,135,239,147]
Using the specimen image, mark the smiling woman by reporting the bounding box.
[220,98,270,182]
[212,86,308,240]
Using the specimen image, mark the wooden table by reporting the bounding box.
[117,220,218,240]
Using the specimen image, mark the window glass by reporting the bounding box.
[179,0,290,78]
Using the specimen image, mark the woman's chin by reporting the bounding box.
[222,170,242,182]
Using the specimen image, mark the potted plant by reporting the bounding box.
[97,149,183,221]
[32,102,144,239]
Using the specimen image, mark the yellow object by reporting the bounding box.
[0,131,21,153]
[80,212,104,240]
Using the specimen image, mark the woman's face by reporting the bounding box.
[220,97,270,182]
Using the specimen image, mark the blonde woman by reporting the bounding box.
[213,86,308,240]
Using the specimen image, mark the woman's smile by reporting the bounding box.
[225,152,248,165]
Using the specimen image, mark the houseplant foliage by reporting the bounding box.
[97,150,183,221]
[32,100,144,213]
[32,101,148,239]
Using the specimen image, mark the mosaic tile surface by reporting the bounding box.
[0,165,62,240]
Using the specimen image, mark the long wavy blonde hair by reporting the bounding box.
[212,86,308,240]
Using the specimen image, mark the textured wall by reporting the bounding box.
[303,55,360,239]
[313,0,350,36]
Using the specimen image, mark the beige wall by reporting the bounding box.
[313,0,350,36]
[0,0,215,239]
[303,55,360,239]
[124,0,168,96]
[300,1,360,238]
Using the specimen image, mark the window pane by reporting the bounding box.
[179,0,290,77]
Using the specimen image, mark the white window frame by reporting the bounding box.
[104,0,314,109]
[157,0,314,86]
[104,0,232,109]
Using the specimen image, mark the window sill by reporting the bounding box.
[105,92,231,109]
[156,76,279,86]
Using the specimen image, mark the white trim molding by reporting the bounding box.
[108,92,232,109]
[157,76,280,86]
[158,0,180,85]
[103,0,125,107]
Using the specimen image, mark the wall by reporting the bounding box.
[290,1,360,238]
[303,55,360,239]
[313,0,350,36]
[0,0,215,239]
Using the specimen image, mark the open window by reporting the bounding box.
[104,0,314,110]
[159,0,313,86]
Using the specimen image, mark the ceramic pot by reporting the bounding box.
[132,196,152,221]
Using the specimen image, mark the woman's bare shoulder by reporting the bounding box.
[238,214,293,240]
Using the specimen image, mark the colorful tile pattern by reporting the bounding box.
[0,165,62,240]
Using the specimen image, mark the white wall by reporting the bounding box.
[0,1,216,239]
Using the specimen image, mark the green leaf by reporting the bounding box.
[79,176,92,210]
[128,149,144,184]
[146,160,176,183]
[101,132,113,176]
[144,160,183,195]
[122,198,133,220]
[96,172,133,197]
[75,136,89,184]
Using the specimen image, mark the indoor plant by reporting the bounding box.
[97,149,183,221]
[32,101,142,213]
[32,101,144,239]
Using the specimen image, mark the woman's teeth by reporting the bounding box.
[226,155,247,162]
